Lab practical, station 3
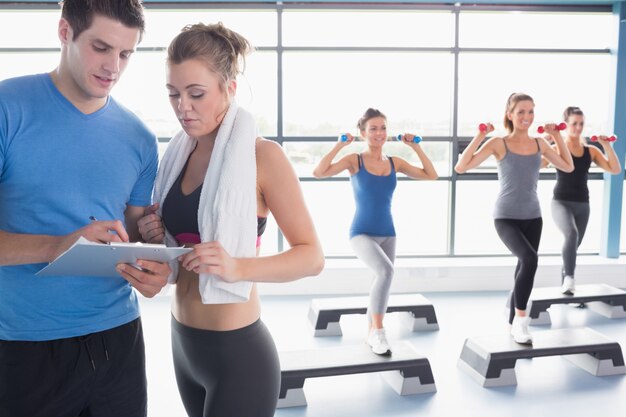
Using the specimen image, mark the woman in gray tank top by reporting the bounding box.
[455,93,574,345]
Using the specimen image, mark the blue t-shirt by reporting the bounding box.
[349,154,397,238]
[0,74,158,341]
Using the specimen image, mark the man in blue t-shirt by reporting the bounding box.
[0,1,170,416]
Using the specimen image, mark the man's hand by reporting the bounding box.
[116,259,171,298]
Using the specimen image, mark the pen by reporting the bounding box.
[90,216,114,245]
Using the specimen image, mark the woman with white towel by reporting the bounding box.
[137,23,324,417]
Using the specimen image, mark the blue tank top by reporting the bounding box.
[493,139,542,220]
[349,153,397,238]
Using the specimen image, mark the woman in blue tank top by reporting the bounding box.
[455,93,574,345]
[313,108,438,355]
[542,106,621,295]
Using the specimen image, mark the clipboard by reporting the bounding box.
[37,237,192,278]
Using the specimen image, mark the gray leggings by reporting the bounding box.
[551,199,590,278]
[171,317,280,417]
[350,234,396,320]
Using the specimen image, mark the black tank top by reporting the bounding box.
[553,146,591,203]
[162,157,267,245]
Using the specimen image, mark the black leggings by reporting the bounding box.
[171,317,280,417]
[494,217,543,324]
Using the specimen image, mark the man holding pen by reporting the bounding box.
[0,1,169,416]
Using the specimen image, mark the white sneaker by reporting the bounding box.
[561,276,575,295]
[511,316,533,345]
[367,328,392,356]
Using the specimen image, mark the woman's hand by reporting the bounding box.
[338,133,355,146]
[179,241,241,282]
[479,123,495,134]
[398,133,421,147]
[454,122,498,174]
[137,203,165,244]
[542,123,562,136]
[116,260,171,298]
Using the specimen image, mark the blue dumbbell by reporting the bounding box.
[396,134,422,144]
[340,134,349,142]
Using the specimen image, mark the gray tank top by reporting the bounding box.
[493,139,542,219]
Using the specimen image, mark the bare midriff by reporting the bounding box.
[171,267,261,331]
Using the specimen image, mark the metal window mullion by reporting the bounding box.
[0,47,61,53]
[297,176,453,182]
[448,5,461,257]
[281,46,454,53]
[280,46,610,54]
[142,2,276,11]
[459,47,610,54]
[278,136,452,142]
[0,46,611,54]
[457,4,610,13]
[281,3,456,12]
[276,4,284,253]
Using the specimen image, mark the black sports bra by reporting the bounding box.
[162,157,266,245]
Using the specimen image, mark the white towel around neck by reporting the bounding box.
[154,102,257,304]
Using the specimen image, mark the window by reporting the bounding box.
[0,2,617,257]
[459,11,614,49]
[457,53,612,137]
[0,10,59,48]
[282,10,454,47]
[142,10,277,48]
[282,52,454,137]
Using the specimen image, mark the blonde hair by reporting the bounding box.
[504,93,534,133]
[167,22,252,93]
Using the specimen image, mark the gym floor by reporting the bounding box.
[140,290,626,417]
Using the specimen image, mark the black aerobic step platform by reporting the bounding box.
[278,341,436,408]
[524,284,626,325]
[308,293,439,336]
[458,327,626,387]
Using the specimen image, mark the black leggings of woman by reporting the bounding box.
[171,317,280,417]
[494,217,543,324]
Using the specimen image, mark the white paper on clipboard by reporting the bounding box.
[36,237,191,278]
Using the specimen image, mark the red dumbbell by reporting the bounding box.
[591,135,617,143]
[537,122,567,134]
[478,123,495,133]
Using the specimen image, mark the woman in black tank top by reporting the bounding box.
[544,106,621,295]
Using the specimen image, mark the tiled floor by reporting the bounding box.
[140,289,626,417]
